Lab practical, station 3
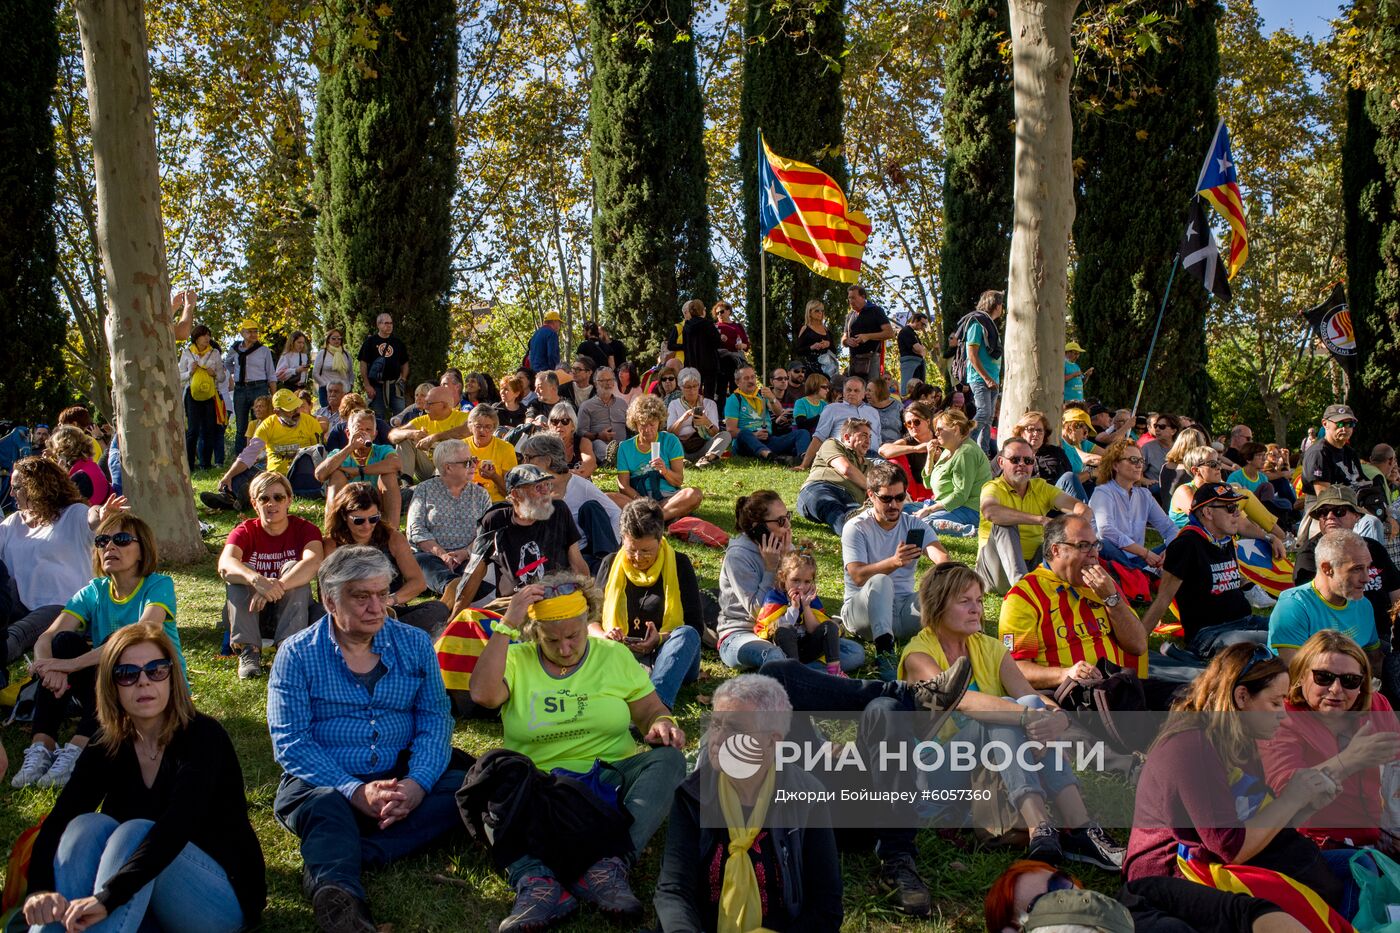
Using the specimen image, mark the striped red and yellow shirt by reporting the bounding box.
[999,565,1134,671]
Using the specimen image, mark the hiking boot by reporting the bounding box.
[1062,822,1125,872]
[499,875,578,933]
[1028,820,1064,864]
[237,645,263,680]
[909,655,972,739]
[37,743,83,788]
[311,882,376,933]
[876,650,899,683]
[11,744,54,788]
[568,856,642,920]
[200,488,238,511]
[877,852,931,917]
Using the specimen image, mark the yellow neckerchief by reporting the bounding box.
[604,538,682,637]
[717,766,777,933]
[735,390,765,416]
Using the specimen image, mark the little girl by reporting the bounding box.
[793,373,830,433]
[754,552,844,676]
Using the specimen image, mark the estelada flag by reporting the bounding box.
[758,132,871,284]
[1196,119,1248,280]
[1301,283,1357,373]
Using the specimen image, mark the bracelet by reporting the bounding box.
[1019,708,1031,728]
[492,622,522,639]
[652,714,677,728]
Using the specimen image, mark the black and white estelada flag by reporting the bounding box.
[1180,197,1231,301]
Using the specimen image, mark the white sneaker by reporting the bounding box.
[11,744,54,788]
[1245,586,1277,609]
[37,743,83,788]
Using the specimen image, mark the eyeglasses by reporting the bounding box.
[1311,669,1364,691]
[571,365,589,372]
[256,493,289,504]
[764,514,791,527]
[328,335,342,341]
[112,658,173,687]
[1021,427,1046,434]
[1003,455,1036,466]
[1207,504,1240,514]
[95,532,137,549]
[1312,506,1355,519]
[349,514,382,526]
[872,491,907,504]
[772,376,788,382]
[1119,456,1145,466]
[539,581,583,599]
[1330,420,1358,429]
[1058,539,1102,553]
[1235,644,1276,684]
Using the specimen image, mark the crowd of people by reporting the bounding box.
[4,285,1400,933]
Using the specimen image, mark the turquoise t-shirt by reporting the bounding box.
[330,443,395,485]
[965,320,1000,386]
[1268,582,1379,652]
[1227,468,1269,495]
[794,397,828,422]
[63,574,185,659]
[617,431,685,498]
[723,393,770,433]
[1065,360,1084,401]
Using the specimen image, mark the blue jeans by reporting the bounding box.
[899,356,924,395]
[733,428,810,459]
[575,501,620,572]
[970,380,997,456]
[719,631,865,672]
[232,380,270,456]
[1188,616,1270,659]
[274,769,468,900]
[1055,471,1089,503]
[642,625,701,709]
[796,482,859,535]
[414,551,465,595]
[917,504,979,537]
[32,813,242,933]
[184,390,223,471]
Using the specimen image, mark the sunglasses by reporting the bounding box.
[1313,506,1355,519]
[1207,504,1240,514]
[95,532,137,549]
[1025,872,1078,916]
[905,418,925,427]
[549,418,574,426]
[1003,455,1036,466]
[661,376,676,382]
[539,580,583,598]
[350,514,382,526]
[257,493,289,504]
[1236,644,1276,684]
[112,658,174,687]
[449,458,478,468]
[1330,420,1358,429]
[872,491,907,504]
[1198,460,1222,469]
[1311,669,1364,691]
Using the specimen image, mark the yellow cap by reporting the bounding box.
[1062,407,1093,426]
[543,311,563,324]
[271,389,302,412]
[1065,341,1084,353]
[527,590,588,622]
[238,318,259,333]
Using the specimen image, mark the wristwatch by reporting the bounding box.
[1102,592,1121,608]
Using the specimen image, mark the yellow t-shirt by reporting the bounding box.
[977,476,1062,560]
[253,414,323,475]
[408,410,469,440]
[899,628,1006,697]
[470,436,518,502]
[999,564,1133,671]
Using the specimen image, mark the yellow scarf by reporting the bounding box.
[717,767,777,933]
[603,538,684,637]
[735,390,765,417]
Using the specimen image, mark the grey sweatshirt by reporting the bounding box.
[717,533,776,644]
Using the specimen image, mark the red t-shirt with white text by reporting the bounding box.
[227,516,322,578]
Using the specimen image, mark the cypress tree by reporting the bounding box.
[590,0,716,356]
[739,0,847,369]
[939,0,1014,344]
[0,0,69,422]
[1345,79,1400,446]
[1070,0,1220,418]
[313,0,456,385]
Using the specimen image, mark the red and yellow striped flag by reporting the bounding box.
[757,133,871,284]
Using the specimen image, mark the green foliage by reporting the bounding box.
[314,0,457,384]
[0,0,69,423]
[589,0,717,354]
[740,0,849,368]
[938,0,1013,342]
[1070,0,1221,420]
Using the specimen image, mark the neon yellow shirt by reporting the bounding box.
[470,436,518,502]
[408,410,469,438]
[252,414,323,475]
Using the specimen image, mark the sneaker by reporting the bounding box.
[1245,585,1277,609]
[694,454,717,469]
[769,454,796,467]
[311,882,376,933]
[909,655,972,739]
[1062,822,1125,872]
[825,662,849,678]
[237,645,263,680]
[1028,820,1064,864]
[11,744,54,788]
[37,743,83,788]
[199,488,238,511]
[499,875,579,933]
[876,650,899,683]
[568,856,642,920]
[877,852,932,917]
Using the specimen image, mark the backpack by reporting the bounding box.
[1357,476,1390,522]
[1053,658,1150,754]
[948,310,1002,386]
[368,355,390,384]
[190,365,217,401]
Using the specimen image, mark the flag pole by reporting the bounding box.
[758,126,767,380]
[1131,251,1181,418]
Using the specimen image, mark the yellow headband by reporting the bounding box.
[527,590,589,622]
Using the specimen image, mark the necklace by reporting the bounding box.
[134,737,161,761]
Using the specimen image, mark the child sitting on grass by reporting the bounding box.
[753,551,845,676]
[793,373,830,433]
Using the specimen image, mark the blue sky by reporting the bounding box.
[1255,0,1339,37]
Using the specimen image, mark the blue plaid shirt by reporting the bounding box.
[268,617,451,799]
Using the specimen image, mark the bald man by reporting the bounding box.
[388,385,472,482]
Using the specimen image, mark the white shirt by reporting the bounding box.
[666,397,721,440]
[563,475,621,549]
[0,503,93,609]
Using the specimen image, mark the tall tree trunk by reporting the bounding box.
[73,0,203,562]
[999,0,1079,440]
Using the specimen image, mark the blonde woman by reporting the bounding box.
[795,299,836,377]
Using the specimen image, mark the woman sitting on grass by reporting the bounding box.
[23,624,265,932]
[793,371,830,433]
[917,407,991,537]
[323,483,449,635]
[15,514,183,790]
[470,572,686,932]
[615,394,703,522]
[546,402,598,478]
[900,562,1124,871]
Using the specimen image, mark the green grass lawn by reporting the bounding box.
[0,458,1124,932]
